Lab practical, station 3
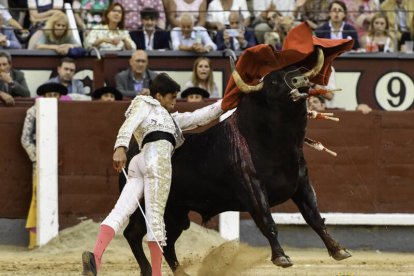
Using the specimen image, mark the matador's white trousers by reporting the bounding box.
[101,140,174,246]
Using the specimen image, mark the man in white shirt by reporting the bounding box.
[171,13,217,53]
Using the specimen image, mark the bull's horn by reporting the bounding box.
[229,56,263,93]
[303,48,324,79]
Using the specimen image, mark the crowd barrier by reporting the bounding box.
[6,50,414,111]
[0,100,413,230]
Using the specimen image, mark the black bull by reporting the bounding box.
[119,66,351,275]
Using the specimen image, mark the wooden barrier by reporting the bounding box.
[6,50,414,110]
[0,100,413,230]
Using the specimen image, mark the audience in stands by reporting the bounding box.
[184,57,219,98]
[400,14,414,53]
[308,95,372,115]
[92,86,123,101]
[28,11,81,54]
[27,0,64,33]
[0,13,22,49]
[7,1,29,32]
[341,0,380,39]
[206,0,250,31]
[115,0,166,30]
[115,49,158,98]
[361,14,395,53]
[0,3,27,31]
[171,13,216,53]
[253,0,296,44]
[72,0,110,32]
[293,0,330,30]
[130,7,170,50]
[315,0,360,50]
[0,52,30,106]
[264,10,298,49]
[181,86,210,102]
[84,3,136,51]
[46,57,85,95]
[165,0,207,28]
[381,0,414,51]
[216,11,255,51]
[20,82,68,249]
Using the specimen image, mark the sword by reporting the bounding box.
[121,168,164,253]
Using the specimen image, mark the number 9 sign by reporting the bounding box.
[375,72,414,111]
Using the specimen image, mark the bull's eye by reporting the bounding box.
[292,79,298,84]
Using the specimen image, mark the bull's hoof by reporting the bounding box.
[332,249,352,261]
[272,256,293,268]
[174,267,190,276]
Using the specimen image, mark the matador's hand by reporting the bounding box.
[113,147,127,173]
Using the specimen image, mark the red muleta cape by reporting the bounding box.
[221,22,354,111]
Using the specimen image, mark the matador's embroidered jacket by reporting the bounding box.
[114,95,223,150]
[21,105,36,162]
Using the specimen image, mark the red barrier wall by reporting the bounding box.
[1,101,413,229]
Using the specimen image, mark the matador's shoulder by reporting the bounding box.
[125,95,159,117]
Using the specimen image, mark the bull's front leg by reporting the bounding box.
[292,179,351,261]
[248,202,293,267]
[239,167,293,267]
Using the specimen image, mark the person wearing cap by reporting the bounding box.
[181,86,210,102]
[92,86,123,101]
[82,73,224,276]
[21,82,68,250]
[129,7,171,51]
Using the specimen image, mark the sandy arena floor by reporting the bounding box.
[0,220,413,276]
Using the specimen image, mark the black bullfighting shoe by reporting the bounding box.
[82,251,97,276]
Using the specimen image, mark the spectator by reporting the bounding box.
[293,0,330,30]
[341,0,380,39]
[381,0,414,50]
[307,95,326,112]
[46,57,85,95]
[130,7,170,50]
[181,86,210,102]
[0,3,27,31]
[253,0,296,43]
[28,11,81,54]
[314,0,360,50]
[184,57,219,98]
[72,0,110,32]
[400,14,414,52]
[171,13,216,53]
[0,13,22,49]
[92,86,123,101]
[7,1,29,31]
[216,11,256,51]
[84,3,136,51]
[206,0,250,31]
[20,82,68,250]
[165,0,207,28]
[308,95,372,115]
[361,14,395,53]
[27,0,64,32]
[0,51,30,106]
[262,11,298,50]
[114,0,166,30]
[115,49,158,98]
